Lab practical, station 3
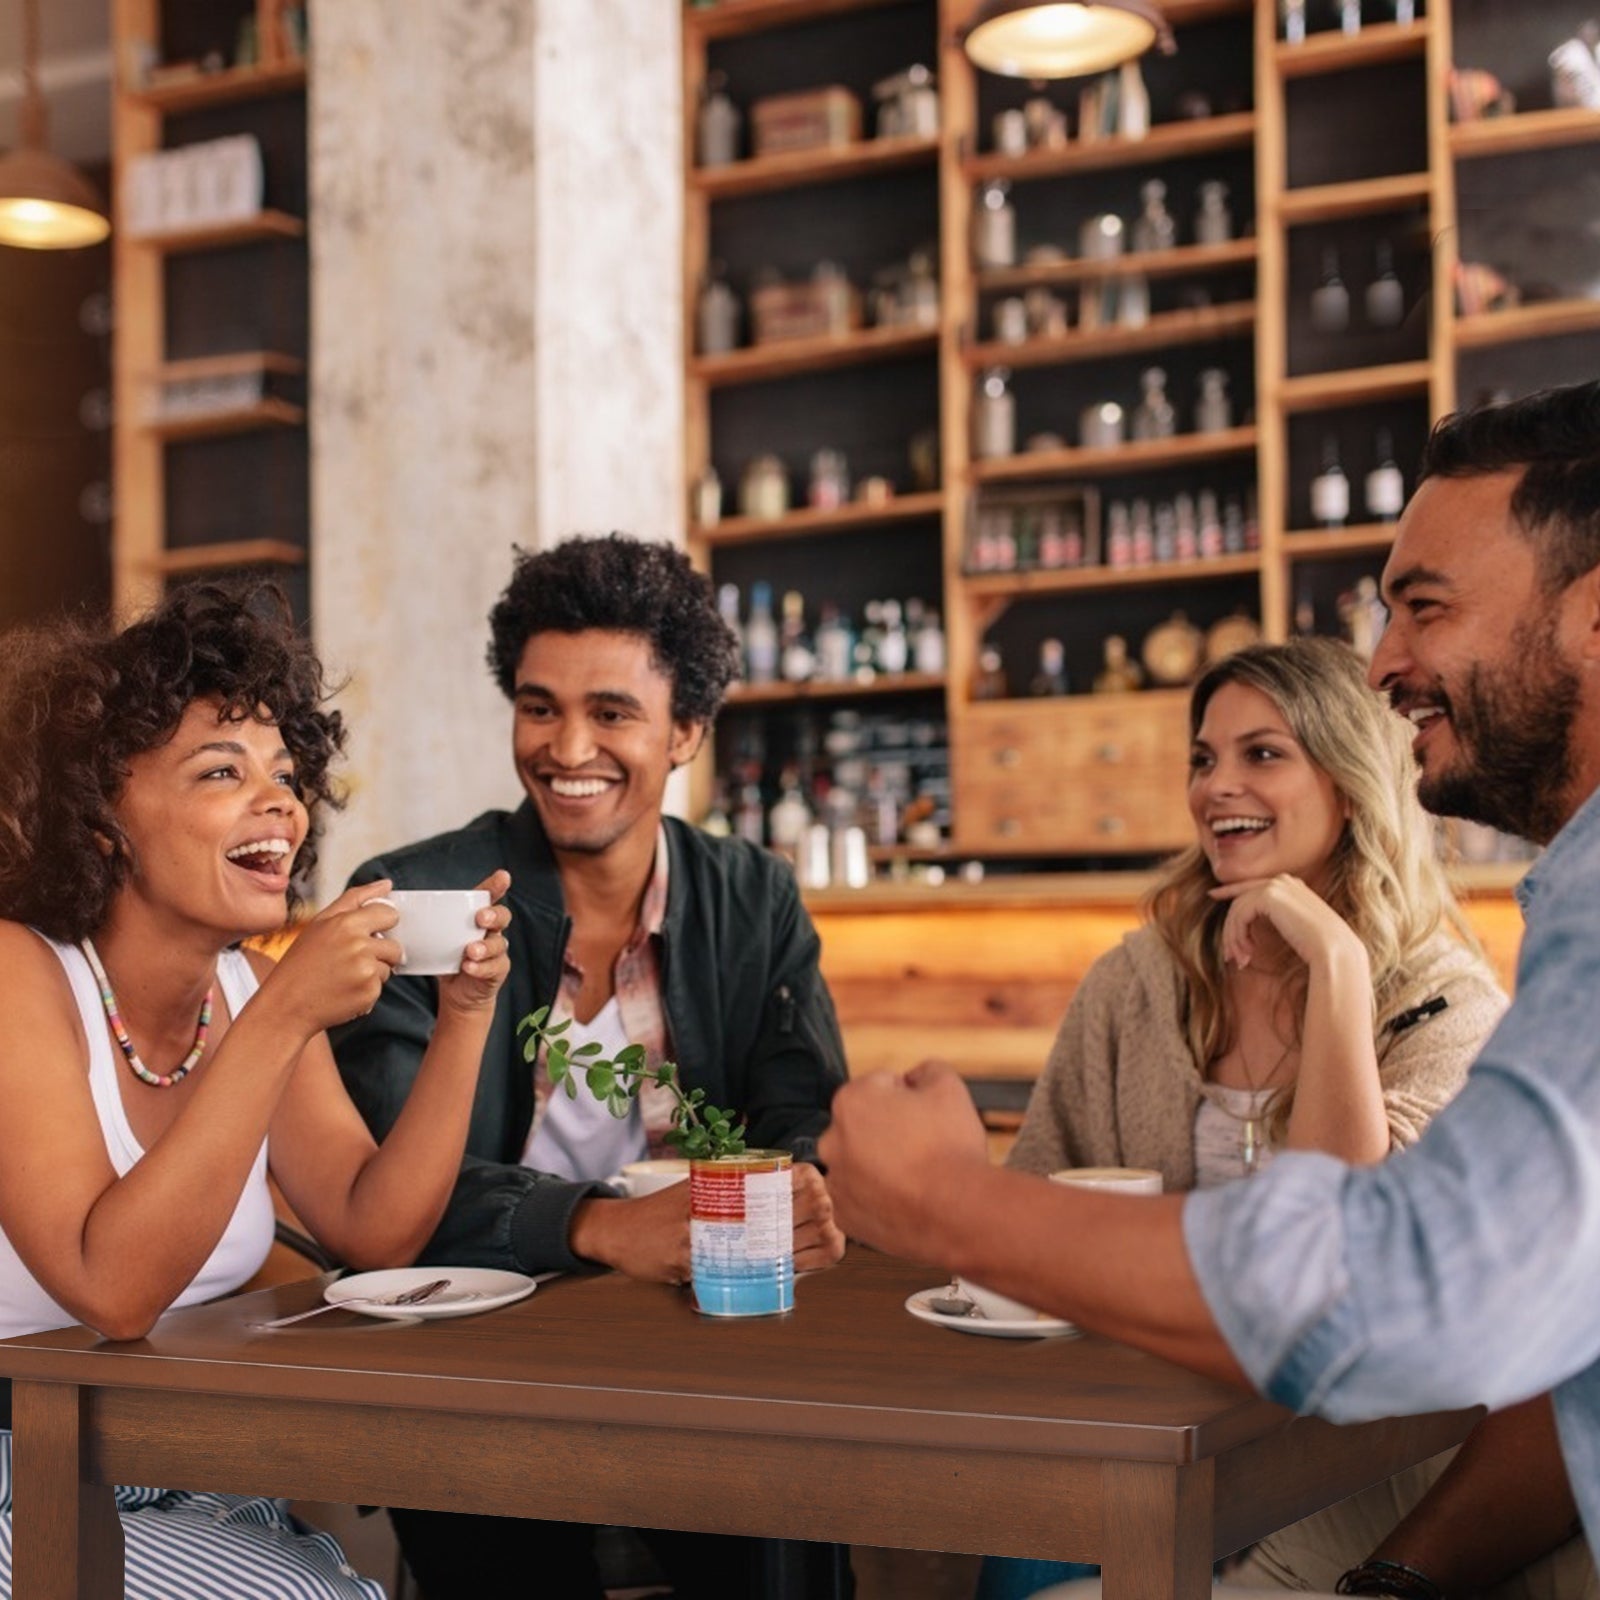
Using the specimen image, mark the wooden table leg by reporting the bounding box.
[1099,1458,1214,1600]
[10,1381,123,1600]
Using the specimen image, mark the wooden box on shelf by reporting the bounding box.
[750,84,863,156]
[954,693,1193,855]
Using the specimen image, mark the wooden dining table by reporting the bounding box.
[0,1249,1474,1600]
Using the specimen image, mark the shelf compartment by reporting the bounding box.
[145,398,306,443]
[1278,172,1431,225]
[128,211,306,254]
[977,239,1257,294]
[964,552,1260,599]
[1450,107,1600,160]
[966,302,1255,371]
[971,425,1259,482]
[1284,524,1398,558]
[693,324,937,387]
[1274,19,1430,79]
[153,540,306,576]
[691,135,937,201]
[725,671,946,708]
[1454,298,1600,349]
[1279,360,1431,412]
[685,0,908,40]
[150,351,305,383]
[695,491,945,547]
[963,112,1257,185]
[127,60,307,113]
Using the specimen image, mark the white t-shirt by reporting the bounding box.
[0,937,273,1341]
[520,994,648,1182]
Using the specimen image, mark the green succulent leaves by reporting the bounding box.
[518,1006,748,1159]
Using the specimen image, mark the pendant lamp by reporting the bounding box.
[0,0,110,249]
[961,0,1175,80]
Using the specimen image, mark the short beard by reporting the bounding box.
[1418,614,1581,846]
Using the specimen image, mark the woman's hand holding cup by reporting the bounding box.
[436,870,513,1017]
[266,879,404,1037]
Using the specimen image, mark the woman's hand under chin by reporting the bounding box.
[1210,872,1369,977]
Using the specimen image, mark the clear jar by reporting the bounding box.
[973,368,1016,459]
[1132,367,1176,440]
[1194,368,1232,434]
[697,72,741,168]
[972,181,1016,269]
[1194,181,1233,246]
[808,449,850,511]
[739,455,790,521]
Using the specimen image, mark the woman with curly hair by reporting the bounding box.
[0,581,511,1600]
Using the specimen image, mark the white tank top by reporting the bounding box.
[0,937,274,1342]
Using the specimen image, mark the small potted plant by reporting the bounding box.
[519,1008,795,1316]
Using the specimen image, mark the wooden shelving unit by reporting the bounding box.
[680,0,1588,865]
[693,324,937,386]
[964,111,1257,184]
[965,302,1255,370]
[970,426,1260,483]
[726,671,947,708]
[696,491,946,548]
[976,238,1257,292]
[111,0,310,614]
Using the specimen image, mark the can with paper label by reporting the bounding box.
[690,1150,794,1317]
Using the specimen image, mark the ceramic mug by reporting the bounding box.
[370,889,489,976]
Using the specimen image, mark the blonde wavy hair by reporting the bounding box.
[1147,637,1471,1137]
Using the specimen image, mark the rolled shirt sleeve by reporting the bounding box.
[1183,851,1600,1546]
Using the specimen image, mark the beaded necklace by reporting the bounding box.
[81,938,213,1089]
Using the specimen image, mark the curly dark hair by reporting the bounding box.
[486,534,741,724]
[0,580,346,943]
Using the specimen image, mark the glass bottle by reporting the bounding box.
[1195,367,1232,434]
[1311,436,1350,528]
[1340,0,1362,34]
[744,581,779,684]
[1117,60,1151,140]
[877,599,910,675]
[1153,500,1178,564]
[697,71,741,168]
[1131,180,1177,254]
[1132,367,1177,440]
[1093,634,1145,694]
[973,367,1016,459]
[814,603,854,681]
[701,779,733,839]
[972,643,1009,701]
[694,465,723,529]
[1130,497,1155,566]
[1194,181,1233,246]
[1030,638,1070,697]
[1106,500,1134,568]
[1281,0,1307,43]
[1222,495,1247,554]
[1364,428,1405,522]
[808,448,850,510]
[1198,489,1224,559]
[716,582,743,658]
[972,180,1016,269]
[1038,506,1067,569]
[697,264,740,355]
[780,590,815,683]
[767,767,813,864]
[1311,249,1351,334]
[1365,238,1404,329]
[912,604,947,674]
[739,455,789,520]
[1174,493,1198,561]
[733,774,766,846]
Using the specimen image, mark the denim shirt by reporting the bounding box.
[1184,783,1600,1555]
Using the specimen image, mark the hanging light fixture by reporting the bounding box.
[961,0,1174,80]
[0,0,110,249]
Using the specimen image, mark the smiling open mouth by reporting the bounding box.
[543,776,618,799]
[1211,817,1272,838]
[225,839,294,875]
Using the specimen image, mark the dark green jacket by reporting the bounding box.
[331,803,847,1274]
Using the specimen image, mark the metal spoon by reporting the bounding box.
[927,1282,985,1318]
[253,1277,452,1330]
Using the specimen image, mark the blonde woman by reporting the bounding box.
[1010,637,1505,1192]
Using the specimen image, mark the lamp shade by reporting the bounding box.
[961,0,1174,80]
[0,146,109,248]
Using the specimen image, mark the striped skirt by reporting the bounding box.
[0,1431,387,1600]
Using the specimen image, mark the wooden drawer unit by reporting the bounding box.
[953,692,1194,855]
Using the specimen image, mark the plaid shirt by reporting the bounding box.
[526,826,681,1161]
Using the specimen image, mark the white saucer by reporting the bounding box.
[325,1267,538,1321]
[905,1288,1079,1340]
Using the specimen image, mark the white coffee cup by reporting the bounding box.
[954,1277,1047,1322]
[1047,1166,1163,1195]
[372,889,490,976]
[618,1158,691,1198]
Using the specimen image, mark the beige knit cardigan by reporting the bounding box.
[1008,924,1509,1191]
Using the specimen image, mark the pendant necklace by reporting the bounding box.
[81,938,213,1089]
[1206,1035,1292,1175]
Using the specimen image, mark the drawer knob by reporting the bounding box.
[994,746,1021,769]
[1096,814,1127,836]
[1096,743,1124,763]
[996,817,1021,837]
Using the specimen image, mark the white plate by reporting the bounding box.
[905,1288,1079,1340]
[325,1267,539,1321]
